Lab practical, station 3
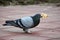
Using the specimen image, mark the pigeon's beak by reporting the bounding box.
[41,13,48,19]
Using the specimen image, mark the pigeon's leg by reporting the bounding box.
[23,28,28,33]
[23,28,31,33]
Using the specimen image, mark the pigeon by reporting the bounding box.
[3,13,48,33]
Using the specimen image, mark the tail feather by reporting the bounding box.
[3,20,18,26]
[5,20,13,23]
[3,23,12,26]
[3,24,7,26]
[3,20,14,26]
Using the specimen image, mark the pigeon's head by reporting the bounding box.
[34,14,42,18]
[34,13,48,19]
[41,13,48,19]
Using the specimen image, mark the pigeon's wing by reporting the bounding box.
[21,17,34,28]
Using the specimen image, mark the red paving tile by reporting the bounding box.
[0,5,60,40]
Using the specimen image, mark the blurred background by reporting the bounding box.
[0,0,60,6]
[0,0,60,40]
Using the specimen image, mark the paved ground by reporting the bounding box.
[0,5,60,40]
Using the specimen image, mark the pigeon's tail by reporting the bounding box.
[3,20,14,26]
[3,24,8,26]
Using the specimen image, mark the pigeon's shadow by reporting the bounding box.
[9,31,41,37]
[2,29,41,37]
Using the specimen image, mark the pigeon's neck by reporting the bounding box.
[31,16,40,28]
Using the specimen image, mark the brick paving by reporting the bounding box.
[0,5,60,40]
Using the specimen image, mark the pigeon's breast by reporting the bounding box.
[21,17,34,27]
